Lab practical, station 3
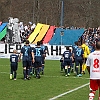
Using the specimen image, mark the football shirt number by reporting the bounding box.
[93,58,99,68]
[12,58,15,62]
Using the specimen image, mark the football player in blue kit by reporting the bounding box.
[29,47,35,76]
[40,41,49,75]
[10,50,19,80]
[63,46,72,76]
[60,55,64,72]
[33,41,45,78]
[73,42,84,77]
[71,41,78,73]
[19,40,34,80]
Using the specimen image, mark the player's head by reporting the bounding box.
[82,40,85,44]
[74,41,78,46]
[66,46,69,50]
[37,41,41,46]
[40,40,43,45]
[13,49,17,54]
[96,41,100,50]
[25,40,29,45]
[77,41,81,46]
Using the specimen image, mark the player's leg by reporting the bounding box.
[82,58,87,74]
[31,62,35,76]
[67,61,71,76]
[37,61,42,78]
[41,64,44,75]
[23,61,27,80]
[98,80,100,100]
[89,79,97,100]
[10,64,13,79]
[13,64,18,80]
[75,60,79,76]
[70,58,74,73]
[32,66,35,76]
[41,57,45,75]
[78,60,83,77]
[34,62,39,78]
[64,61,68,76]
[13,71,17,80]
[26,61,31,80]
[29,65,33,75]
[30,62,35,76]
[98,88,100,100]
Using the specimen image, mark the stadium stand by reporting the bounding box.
[43,26,56,44]
[49,28,85,45]
[33,24,50,44]
[28,23,43,43]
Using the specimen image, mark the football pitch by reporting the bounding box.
[0,58,99,100]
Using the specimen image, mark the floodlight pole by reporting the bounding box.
[60,31,64,45]
[60,0,64,26]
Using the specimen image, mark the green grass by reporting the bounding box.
[0,59,99,100]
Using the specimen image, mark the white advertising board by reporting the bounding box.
[0,44,71,60]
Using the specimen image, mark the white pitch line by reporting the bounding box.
[49,83,89,100]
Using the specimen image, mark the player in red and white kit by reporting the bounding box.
[86,41,100,100]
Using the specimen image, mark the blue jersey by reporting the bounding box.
[74,47,84,60]
[63,50,72,61]
[34,46,44,57]
[10,54,18,64]
[72,45,78,54]
[21,45,32,61]
[41,45,48,54]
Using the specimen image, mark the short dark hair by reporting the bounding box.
[40,40,43,45]
[25,40,29,44]
[96,41,100,50]
[37,41,41,46]
[74,41,78,46]
[66,46,69,50]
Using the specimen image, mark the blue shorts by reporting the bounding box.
[64,61,71,66]
[34,57,42,68]
[23,61,31,69]
[11,63,18,71]
[34,62,42,68]
[42,57,45,64]
[75,59,83,66]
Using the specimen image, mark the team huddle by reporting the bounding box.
[60,40,90,77]
[10,40,48,80]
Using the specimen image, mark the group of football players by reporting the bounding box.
[10,40,48,80]
[60,40,90,77]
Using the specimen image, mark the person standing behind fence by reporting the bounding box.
[81,40,90,74]
[86,41,100,100]
[10,50,19,80]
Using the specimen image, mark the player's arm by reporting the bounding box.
[86,56,90,74]
[87,66,90,74]
[86,46,90,55]
[19,47,23,61]
[31,51,35,63]
[18,53,22,61]
[46,46,49,55]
